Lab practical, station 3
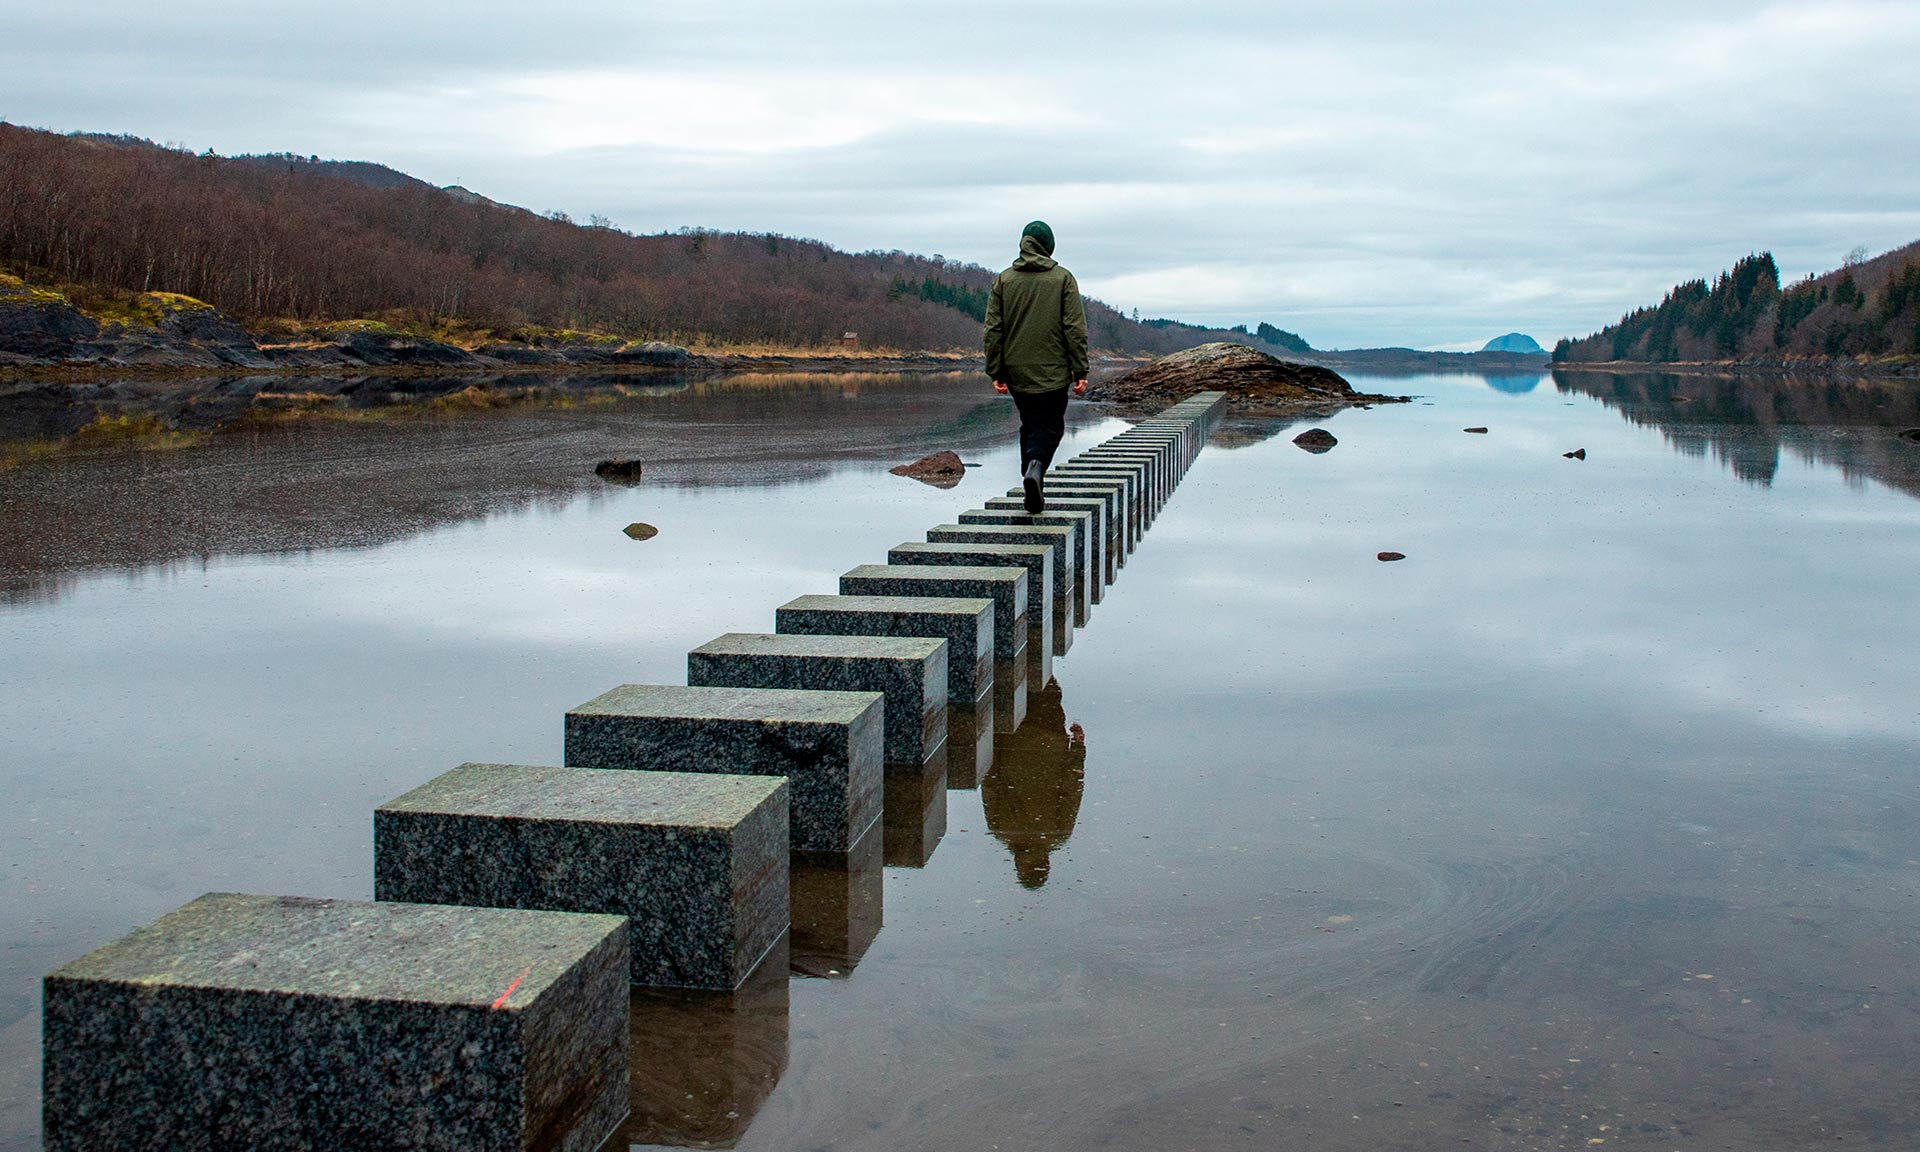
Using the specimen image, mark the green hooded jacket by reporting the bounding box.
[984,234,1090,394]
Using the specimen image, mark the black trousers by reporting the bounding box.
[1011,386,1070,474]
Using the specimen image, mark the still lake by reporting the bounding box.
[3,369,1918,1150]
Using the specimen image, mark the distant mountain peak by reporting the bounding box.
[1482,332,1545,354]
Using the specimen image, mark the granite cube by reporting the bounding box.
[956,508,1096,605]
[840,563,1028,660]
[564,684,882,853]
[375,763,788,990]
[689,632,948,768]
[926,524,1073,606]
[983,496,1112,593]
[42,893,629,1152]
[884,542,1053,661]
[775,593,995,704]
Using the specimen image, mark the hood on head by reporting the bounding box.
[1021,220,1055,256]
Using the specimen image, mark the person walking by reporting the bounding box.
[984,220,1088,513]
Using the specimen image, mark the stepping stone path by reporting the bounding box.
[41,392,1226,1151]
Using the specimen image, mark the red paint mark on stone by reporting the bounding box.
[491,964,535,1010]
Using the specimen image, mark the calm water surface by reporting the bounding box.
[3,369,1918,1150]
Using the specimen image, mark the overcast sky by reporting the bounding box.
[5,1,1919,349]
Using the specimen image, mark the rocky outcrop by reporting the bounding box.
[1089,343,1405,412]
[0,279,102,361]
[889,450,967,488]
[0,283,718,373]
[1292,428,1337,453]
[595,459,645,483]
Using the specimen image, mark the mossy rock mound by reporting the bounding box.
[1090,343,1356,408]
[0,279,101,358]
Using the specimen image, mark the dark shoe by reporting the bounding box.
[1022,460,1045,513]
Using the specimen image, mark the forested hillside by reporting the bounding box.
[0,124,1296,357]
[1555,244,1920,363]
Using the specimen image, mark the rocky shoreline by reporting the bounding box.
[0,276,986,379]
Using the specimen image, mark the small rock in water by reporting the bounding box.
[1564,448,1587,460]
[889,449,967,489]
[1293,428,1338,453]
[1898,428,1920,444]
[1377,551,1406,562]
[622,522,659,541]
[1464,426,1489,434]
[595,458,645,483]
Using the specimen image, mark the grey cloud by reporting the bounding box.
[4,0,1917,348]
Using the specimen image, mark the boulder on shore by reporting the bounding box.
[595,459,645,483]
[889,449,967,488]
[1088,343,1399,412]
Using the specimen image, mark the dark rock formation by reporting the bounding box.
[596,459,646,483]
[1377,552,1406,562]
[0,279,101,360]
[1293,428,1338,453]
[334,330,478,367]
[889,450,967,488]
[1089,343,1383,412]
[623,523,659,541]
[1464,426,1489,434]
[1564,448,1587,459]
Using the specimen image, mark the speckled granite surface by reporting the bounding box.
[1079,451,1166,501]
[838,564,1027,661]
[374,764,788,990]
[925,525,1074,605]
[42,893,629,1152]
[687,633,947,767]
[789,827,884,978]
[882,758,948,869]
[982,496,1111,593]
[884,543,1052,667]
[1050,464,1143,515]
[564,685,882,853]
[1007,480,1132,547]
[773,594,993,705]
[956,508,1095,599]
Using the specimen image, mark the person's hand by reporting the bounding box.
[1073,378,1088,396]
[993,380,1009,394]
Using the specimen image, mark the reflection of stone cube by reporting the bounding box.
[375,763,788,990]
[790,827,884,978]
[621,945,790,1150]
[688,632,947,768]
[565,684,881,853]
[945,697,994,790]
[775,594,994,705]
[42,893,629,1152]
[839,563,1027,661]
[883,758,948,869]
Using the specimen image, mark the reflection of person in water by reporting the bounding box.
[981,681,1087,888]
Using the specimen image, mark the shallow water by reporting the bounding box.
[3,369,1919,1150]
